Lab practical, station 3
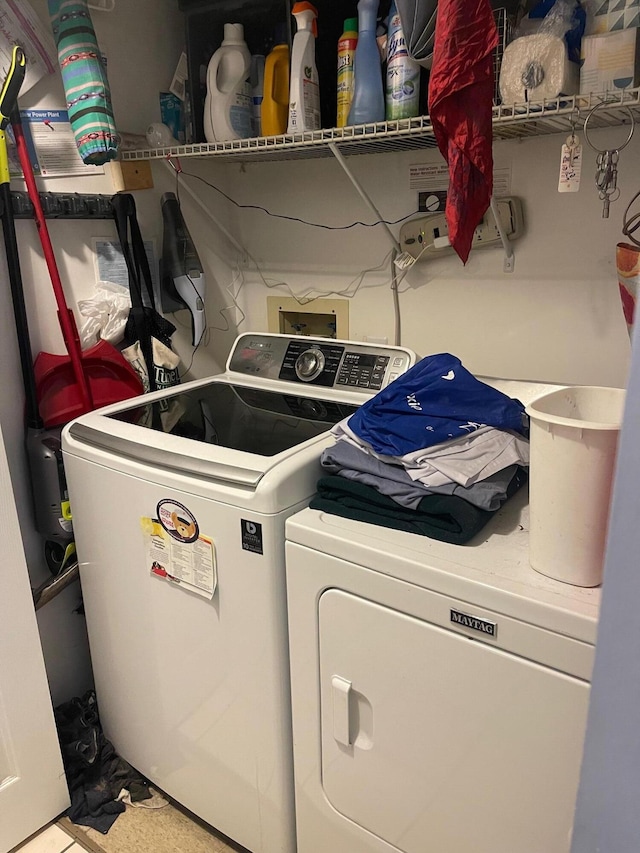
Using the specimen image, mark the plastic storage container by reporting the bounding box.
[337,17,358,128]
[385,0,420,120]
[288,1,321,133]
[262,25,290,136]
[348,0,384,125]
[203,23,252,142]
[526,385,626,587]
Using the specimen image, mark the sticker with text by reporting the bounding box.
[241,519,263,555]
[157,499,199,543]
[141,515,216,600]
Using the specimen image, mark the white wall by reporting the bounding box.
[211,126,636,387]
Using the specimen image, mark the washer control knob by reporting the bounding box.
[295,348,325,381]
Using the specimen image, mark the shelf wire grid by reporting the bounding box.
[119,88,640,165]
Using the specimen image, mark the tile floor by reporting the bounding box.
[13,825,87,853]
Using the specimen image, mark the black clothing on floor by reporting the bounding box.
[55,690,151,833]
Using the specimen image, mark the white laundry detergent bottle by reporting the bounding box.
[204,23,252,142]
[287,2,321,133]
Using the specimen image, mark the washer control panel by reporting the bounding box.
[281,340,344,387]
[337,352,389,391]
[228,334,416,392]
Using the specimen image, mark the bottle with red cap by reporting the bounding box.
[287,2,321,133]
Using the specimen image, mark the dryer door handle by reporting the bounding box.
[331,675,352,747]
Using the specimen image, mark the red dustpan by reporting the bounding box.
[11,110,143,428]
[34,342,143,427]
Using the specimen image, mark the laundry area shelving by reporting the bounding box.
[121,88,640,163]
[120,87,640,274]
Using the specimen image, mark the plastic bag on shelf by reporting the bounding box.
[517,0,586,62]
[499,0,584,104]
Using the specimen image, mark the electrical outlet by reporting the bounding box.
[399,197,524,261]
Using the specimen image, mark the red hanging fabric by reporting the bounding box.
[428,0,498,264]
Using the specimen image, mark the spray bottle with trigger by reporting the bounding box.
[288,2,320,133]
[161,193,206,346]
[348,0,384,125]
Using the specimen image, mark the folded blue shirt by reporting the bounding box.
[346,353,527,456]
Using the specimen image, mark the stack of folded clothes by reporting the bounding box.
[310,353,530,545]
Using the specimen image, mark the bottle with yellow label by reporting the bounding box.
[337,17,358,128]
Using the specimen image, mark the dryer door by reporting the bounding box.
[319,589,589,853]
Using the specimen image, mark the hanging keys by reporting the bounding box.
[584,102,635,220]
[595,148,619,218]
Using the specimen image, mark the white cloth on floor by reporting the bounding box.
[117,787,169,809]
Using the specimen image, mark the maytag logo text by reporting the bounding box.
[450,609,497,638]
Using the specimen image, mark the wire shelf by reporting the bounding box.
[119,88,640,165]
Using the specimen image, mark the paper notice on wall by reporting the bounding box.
[410,163,512,197]
[493,167,512,199]
[142,516,217,600]
[14,109,105,176]
[409,162,449,191]
[93,238,158,290]
[0,0,57,94]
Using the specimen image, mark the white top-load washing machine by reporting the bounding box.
[285,379,601,853]
[61,333,415,853]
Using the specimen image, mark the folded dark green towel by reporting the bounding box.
[309,469,527,545]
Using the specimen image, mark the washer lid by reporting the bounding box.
[106,381,358,455]
[65,379,358,488]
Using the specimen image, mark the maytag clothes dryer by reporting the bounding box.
[285,378,600,853]
[61,333,415,853]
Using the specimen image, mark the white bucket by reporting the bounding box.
[525,386,626,587]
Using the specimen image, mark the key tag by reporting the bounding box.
[559,125,582,193]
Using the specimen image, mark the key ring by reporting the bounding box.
[583,102,635,153]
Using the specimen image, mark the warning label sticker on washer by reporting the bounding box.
[141,516,216,599]
[156,499,199,543]
[241,519,263,555]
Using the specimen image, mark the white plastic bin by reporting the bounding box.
[525,386,626,587]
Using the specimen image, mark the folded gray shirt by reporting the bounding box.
[321,439,519,511]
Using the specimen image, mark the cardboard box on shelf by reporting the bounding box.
[586,1,640,36]
[580,28,640,93]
